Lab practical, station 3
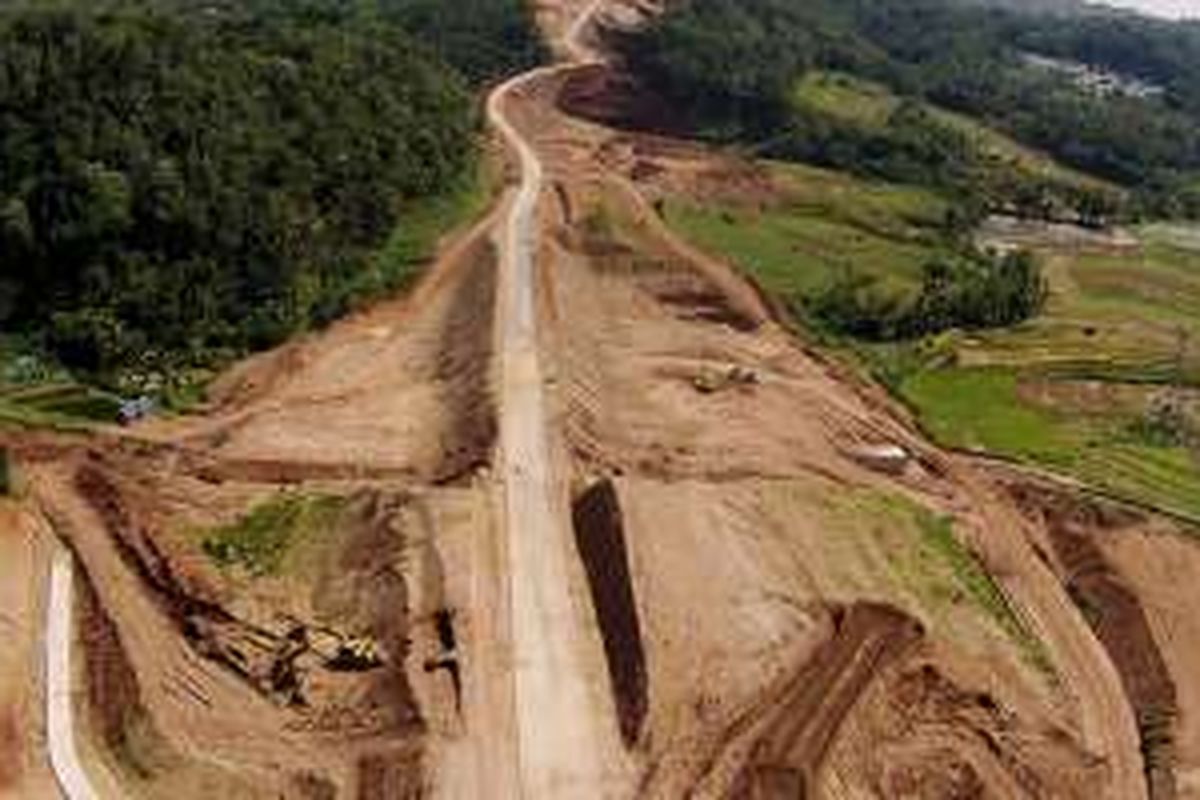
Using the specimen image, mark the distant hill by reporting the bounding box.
[952,0,1085,12]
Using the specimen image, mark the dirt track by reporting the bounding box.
[730,603,924,797]
[488,1,631,792]
[0,502,64,799]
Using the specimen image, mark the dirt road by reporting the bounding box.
[487,0,630,796]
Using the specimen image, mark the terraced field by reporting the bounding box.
[660,160,1200,522]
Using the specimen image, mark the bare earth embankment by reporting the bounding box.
[5,1,1197,798]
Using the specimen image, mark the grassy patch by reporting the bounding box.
[915,510,1053,673]
[662,165,947,299]
[897,366,1200,519]
[795,71,897,127]
[827,488,1050,672]
[0,384,122,429]
[200,492,344,577]
[372,159,496,292]
[0,338,117,429]
[898,367,1085,466]
[1076,444,1200,521]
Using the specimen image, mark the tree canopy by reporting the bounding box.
[0,0,539,385]
[620,0,1200,217]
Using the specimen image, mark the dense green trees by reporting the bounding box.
[621,0,1067,341]
[377,0,545,84]
[623,0,821,135]
[0,0,539,387]
[621,0,1200,217]
[810,250,1047,341]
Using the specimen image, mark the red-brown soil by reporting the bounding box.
[517,33,1147,797]
[5,206,503,797]
[0,502,62,799]
[730,602,925,798]
[1004,476,1200,800]
[5,2,1189,798]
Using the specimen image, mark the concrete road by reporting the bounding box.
[45,546,99,800]
[486,0,627,796]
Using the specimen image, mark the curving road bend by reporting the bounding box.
[45,545,99,800]
[487,0,627,796]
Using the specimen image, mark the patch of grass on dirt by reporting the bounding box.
[372,159,496,292]
[0,384,122,430]
[201,492,345,577]
[914,510,1052,673]
[0,338,122,429]
[662,167,947,300]
[1075,444,1200,522]
[795,71,897,127]
[829,488,1051,673]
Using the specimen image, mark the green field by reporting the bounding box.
[663,161,948,300]
[200,492,346,578]
[662,159,1200,523]
[0,342,122,428]
[904,224,1200,519]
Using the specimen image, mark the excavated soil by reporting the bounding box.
[11,3,1193,798]
[8,209,502,796]
[596,473,1116,799]
[824,650,1108,799]
[0,502,61,799]
[1099,525,1200,800]
[150,224,500,485]
[521,45,1143,798]
[32,450,440,796]
[1005,478,1189,800]
[730,602,924,798]
[556,64,685,136]
[571,478,648,747]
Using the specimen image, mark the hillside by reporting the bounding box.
[618,0,1200,217]
[0,0,540,413]
[3,1,1200,799]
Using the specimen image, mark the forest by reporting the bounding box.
[0,0,540,389]
[809,249,1048,341]
[619,0,1200,218]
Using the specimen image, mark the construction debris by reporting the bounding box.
[848,443,912,475]
[692,364,759,394]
